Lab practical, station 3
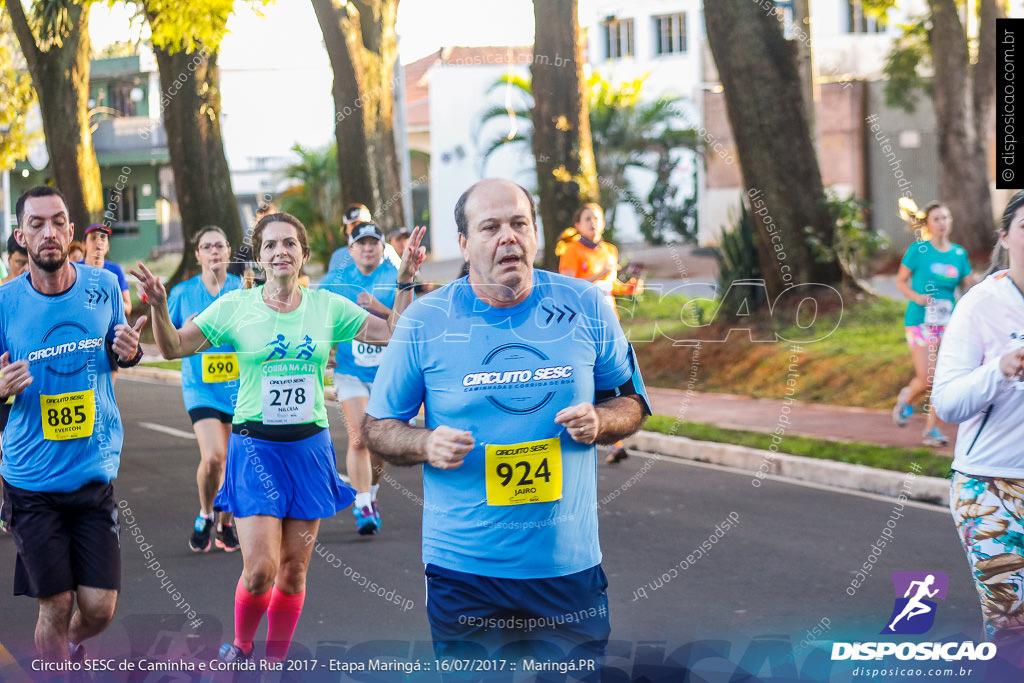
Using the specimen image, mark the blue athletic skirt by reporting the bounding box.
[214,428,355,519]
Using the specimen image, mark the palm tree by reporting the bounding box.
[279,143,342,268]
[478,72,699,243]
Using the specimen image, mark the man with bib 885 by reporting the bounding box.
[364,178,650,663]
[0,186,146,665]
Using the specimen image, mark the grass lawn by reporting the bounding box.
[644,414,952,479]
[623,294,914,410]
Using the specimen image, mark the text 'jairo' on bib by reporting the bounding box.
[202,352,239,383]
[40,389,95,441]
[352,340,384,367]
[485,437,562,506]
[261,359,316,425]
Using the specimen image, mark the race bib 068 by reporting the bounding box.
[352,340,384,367]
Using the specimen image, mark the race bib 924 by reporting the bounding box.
[484,437,563,506]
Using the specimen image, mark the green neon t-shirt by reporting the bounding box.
[194,286,369,427]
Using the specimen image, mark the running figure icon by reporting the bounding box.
[888,574,939,631]
[265,334,290,360]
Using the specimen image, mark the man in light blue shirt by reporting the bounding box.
[0,186,145,665]
[327,204,402,272]
[365,178,649,662]
[320,222,400,535]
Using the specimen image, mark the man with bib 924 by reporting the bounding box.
[364,178,650,664]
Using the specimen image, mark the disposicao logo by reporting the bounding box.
[882,571,947,635]
[831,570,996,663]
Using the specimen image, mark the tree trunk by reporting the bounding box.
[927,0,1003,257]
[531,0,598,271]
[5,0,102,230]
[152,46,243,285]
[704,0,843,301]
[311,0,405,232]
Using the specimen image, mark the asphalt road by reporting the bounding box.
[0,377,1015,682]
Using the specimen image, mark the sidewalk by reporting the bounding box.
[646,387,955,454]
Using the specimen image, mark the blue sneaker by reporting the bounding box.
[922,428,949,447]
[372,500,382,531]
[892,388,912,427]
[219,642,253,663]
[353,505,378,535]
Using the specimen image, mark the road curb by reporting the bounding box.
[624,431,950,505]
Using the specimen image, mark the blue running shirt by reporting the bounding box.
[367,270,642,579]
[0,264,126,492]
[319,261,398,383]
[168,273,243,413]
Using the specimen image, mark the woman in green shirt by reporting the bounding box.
[132,213,424,663]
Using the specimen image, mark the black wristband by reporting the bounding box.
[398,281,416,291]
[116,346,144,368]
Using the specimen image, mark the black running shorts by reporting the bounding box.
[1,478,121,598]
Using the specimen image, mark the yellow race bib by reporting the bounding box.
[40,390,95,441]
[485,437,562,506]
[202,353,239,383]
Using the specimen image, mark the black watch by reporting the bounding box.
[116,346,144,368]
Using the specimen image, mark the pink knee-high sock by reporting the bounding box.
[265,587,305,661]
[233,578,272,653]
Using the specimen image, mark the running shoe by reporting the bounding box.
[216,523,240,552]
[219,643,253,663]
[372,500,382,531]
[68,642,92,683]
[606,446,630,464]
[353,505,378,535]
[189,515,214,552]
[922,428,949,447]
[892,388,913,427]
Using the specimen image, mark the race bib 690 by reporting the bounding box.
[202,352,239,383]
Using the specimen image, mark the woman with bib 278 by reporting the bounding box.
[893,201,976,447]
[132,213,424,663]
